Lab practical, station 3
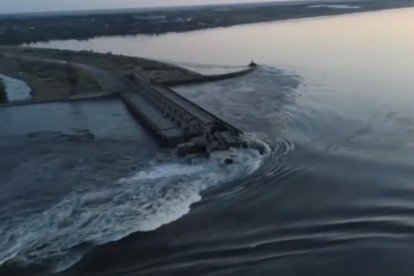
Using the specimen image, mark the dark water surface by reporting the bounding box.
[6,8,414,275]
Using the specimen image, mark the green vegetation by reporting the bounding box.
[0,46,195,78]
[0,46,199,102]
[0,54,102,101]
[0,0,413,45]
[0,78,6,103]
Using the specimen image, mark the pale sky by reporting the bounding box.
[0,0,304,14]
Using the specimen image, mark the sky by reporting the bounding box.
[0,0,301,14]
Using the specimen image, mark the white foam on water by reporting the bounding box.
[0,146,266,272]
[118,162,206,182]
[308,4,361,9]
[0,74,31,101]
[173,61,249,75]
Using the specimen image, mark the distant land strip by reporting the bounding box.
[1,0,414,45]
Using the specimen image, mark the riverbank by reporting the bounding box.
[0,46,200,103]
[0,56,102,101]
[0,46,257,104]
[1,0,414,45]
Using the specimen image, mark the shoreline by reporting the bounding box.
[0,46,199,104]
[1,0,414,45]
[0,46,256,105]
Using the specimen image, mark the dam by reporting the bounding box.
[121,65,257,156]
[0,46,257,156]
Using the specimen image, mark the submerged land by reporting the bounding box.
[1,0,414,45]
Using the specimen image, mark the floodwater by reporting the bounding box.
[4,7,414,276]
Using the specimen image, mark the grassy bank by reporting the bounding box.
[0,46,200,82]
[0,55,102,101]
[0,46,200,102]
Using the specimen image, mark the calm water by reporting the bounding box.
[6,8,414,275]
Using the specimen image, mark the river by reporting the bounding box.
[2,7,414,276]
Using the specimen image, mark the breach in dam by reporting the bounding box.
[121,64,258,156]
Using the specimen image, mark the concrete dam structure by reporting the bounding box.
[121,65,257,156]
[0,45,257,156]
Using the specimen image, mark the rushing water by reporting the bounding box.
[4,7,414,276]
[0,74,31,102]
